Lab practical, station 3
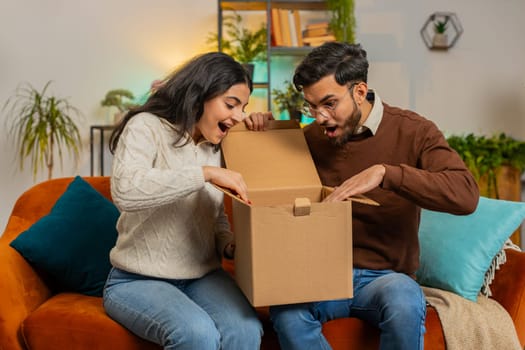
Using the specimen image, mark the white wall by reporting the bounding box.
[1,0,524,234]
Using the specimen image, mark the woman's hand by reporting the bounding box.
[224,242,236,259]
[202,166,249,203]
[244,111,275,131]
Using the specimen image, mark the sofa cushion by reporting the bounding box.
[416,196,525,302]
[10,176,119,297]
[21,293,160,350]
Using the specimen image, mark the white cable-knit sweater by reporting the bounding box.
[109,113,233,279]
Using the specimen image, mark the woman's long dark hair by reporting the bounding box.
[109,52,252,154]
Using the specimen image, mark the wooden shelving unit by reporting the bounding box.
[217,0,328,110]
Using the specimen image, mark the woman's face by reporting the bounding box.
[194,83,250,144]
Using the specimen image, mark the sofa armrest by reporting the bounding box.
[0,216,53,350]
[491,248,525,346]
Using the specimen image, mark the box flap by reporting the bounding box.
[221,120,322,193]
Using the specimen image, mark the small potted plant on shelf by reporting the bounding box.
[432,19,449,48]
[3,81,82,180]
[271,80,305,122]
[207,11,267,79]
[100,89,136,124]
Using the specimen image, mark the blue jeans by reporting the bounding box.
[103,267,263,350]
[269,268,426,350]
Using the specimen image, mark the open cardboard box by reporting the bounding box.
[219,120,378,307]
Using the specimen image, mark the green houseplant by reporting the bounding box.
[447,133,525,198]
[101,89,135,113]
[101,89,136,124]
[207,11,267,78]
[3,81,82,180]
[432,19,448,48]
[326,0,356,43]
[271,81,304,122]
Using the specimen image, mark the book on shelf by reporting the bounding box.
[305,21,330,30]
[271,9,304,47]
[278,8,292,46]
[302,21,334,47]
[292,10,303,47]
[302,34,336,47]
[271,8,283,46]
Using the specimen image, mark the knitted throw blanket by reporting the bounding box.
[422,286,521,350]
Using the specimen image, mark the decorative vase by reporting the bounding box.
[432,33,448,49]
[288,109,303,123]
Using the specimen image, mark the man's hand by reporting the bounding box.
[244,112,275,131]
[324,164,386,202]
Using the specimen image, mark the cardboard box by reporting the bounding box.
[220,120,376,307]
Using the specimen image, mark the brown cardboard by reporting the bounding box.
[221,120,376,307]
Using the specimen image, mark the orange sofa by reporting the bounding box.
[1,176,524,350]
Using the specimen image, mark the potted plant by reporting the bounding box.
[447,133,525,196]
[326,0,356,43]
[100,89,136,124]
[3,81,82,180]
[207,11,267,78]
[271,80,304,122]
[432,19,448,48]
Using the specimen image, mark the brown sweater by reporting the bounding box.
[303,103,479,275]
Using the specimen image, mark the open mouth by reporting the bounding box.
[325,125,337,133]
[218,122,230,133]
[324,125,338,137]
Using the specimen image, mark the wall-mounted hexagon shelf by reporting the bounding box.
[420,12,463,50]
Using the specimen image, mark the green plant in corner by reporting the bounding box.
[3,81,82,180]
[326,0,356,43]
[446,133,525,198]
[207,11,267,64]
[271,81,304,122]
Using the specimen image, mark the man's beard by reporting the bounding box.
[329,96,362,146]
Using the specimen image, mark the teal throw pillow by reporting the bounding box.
[416,196,525,302]
[10,176,119,297]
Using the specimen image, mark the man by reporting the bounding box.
[246,42,479,350]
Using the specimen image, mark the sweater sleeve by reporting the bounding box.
[381,120,479,215]
[214,203,234,258]
[111,114,206,212]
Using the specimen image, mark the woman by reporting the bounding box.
[103,52,262,350]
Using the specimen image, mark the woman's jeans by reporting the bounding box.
[269,268,426,350]
[103,267,262,350]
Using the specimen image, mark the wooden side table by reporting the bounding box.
[90,125,115,176]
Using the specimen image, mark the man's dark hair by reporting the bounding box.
[293,42,369,91]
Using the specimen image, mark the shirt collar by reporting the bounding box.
[359,89,383,135]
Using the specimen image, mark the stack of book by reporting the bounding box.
[271,8,303,47]
[302,22,336,47]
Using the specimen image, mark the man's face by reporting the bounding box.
[302,75,364,146]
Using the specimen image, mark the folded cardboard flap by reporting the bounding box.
[221,121,380,208]
[322,186,380,206]
[222,120,322,197]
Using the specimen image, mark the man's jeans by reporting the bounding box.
[270,268,426,350]
[103,267,262,350]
